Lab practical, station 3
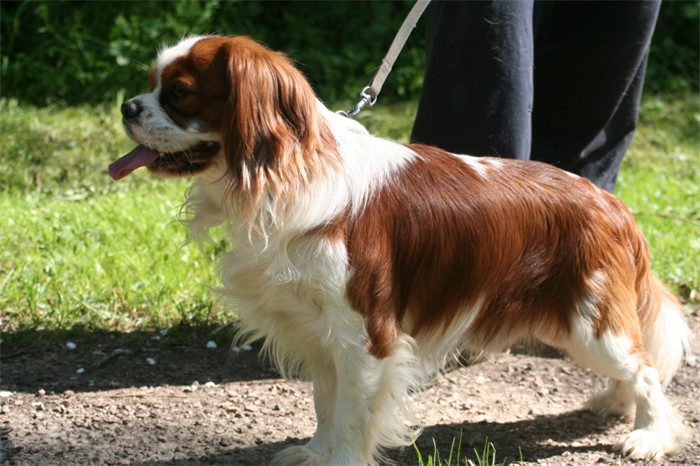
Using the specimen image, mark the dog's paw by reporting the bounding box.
[615,429,673,460]
[585,389,634,418]
[272,445,323,466]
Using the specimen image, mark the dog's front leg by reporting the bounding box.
[328,336,419,465]
[326,345,378,465]
[272,346,378,465]
[307,358,338,457]
[272,357,337,466]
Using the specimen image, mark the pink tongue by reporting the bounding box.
[109,145,160,180]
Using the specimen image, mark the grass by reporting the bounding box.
[616,95,700,295]
[414,434,519,466]
[1,93,698,347]
[0,98,228,344]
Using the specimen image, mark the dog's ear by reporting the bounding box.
[221,36,323,204]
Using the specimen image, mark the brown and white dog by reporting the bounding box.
[109,36,690,464]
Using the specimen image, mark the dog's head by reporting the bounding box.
[110,35,336,202]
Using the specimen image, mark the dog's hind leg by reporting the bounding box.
[614,364,687,459]
[585,379,635,418]
[565,313,687,460]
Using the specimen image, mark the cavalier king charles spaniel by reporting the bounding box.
[110,35,690,464]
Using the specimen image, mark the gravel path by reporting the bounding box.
[2,314,698,465]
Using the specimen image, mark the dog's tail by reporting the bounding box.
[638,274,691,387]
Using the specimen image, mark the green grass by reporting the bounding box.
[0,98,229,343]
[0,187,221,331]
[616,95,700,297]
[1,93,698,346]
[414,435,518,466]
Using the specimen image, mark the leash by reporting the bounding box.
[338,0,430,118]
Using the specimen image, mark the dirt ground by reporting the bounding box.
[1,314,698,466]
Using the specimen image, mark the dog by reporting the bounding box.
[109,35,690,464]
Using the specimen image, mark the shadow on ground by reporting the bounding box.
[1,325,278,393]
[1,410,618,465]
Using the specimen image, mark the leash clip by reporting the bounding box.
[338,86,378,118]
[336,0,430,119]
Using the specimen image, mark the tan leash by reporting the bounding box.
[339,0,430,118]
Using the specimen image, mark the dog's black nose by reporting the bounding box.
[121,99,143,120]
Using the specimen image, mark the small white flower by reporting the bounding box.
[206,340,217,349]
[66,342,77,350]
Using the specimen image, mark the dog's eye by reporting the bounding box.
[169,83,192,101]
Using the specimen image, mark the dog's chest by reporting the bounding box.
[218,233,352,328]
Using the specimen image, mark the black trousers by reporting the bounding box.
[411,0,661,192]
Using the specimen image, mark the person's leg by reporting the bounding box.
[530,0,661,191]
[411,0,535,159]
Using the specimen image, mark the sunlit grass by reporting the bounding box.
[0,185,223,334]
[414,435,518,466]
[616,94,700,300]
[0,98,228,342]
